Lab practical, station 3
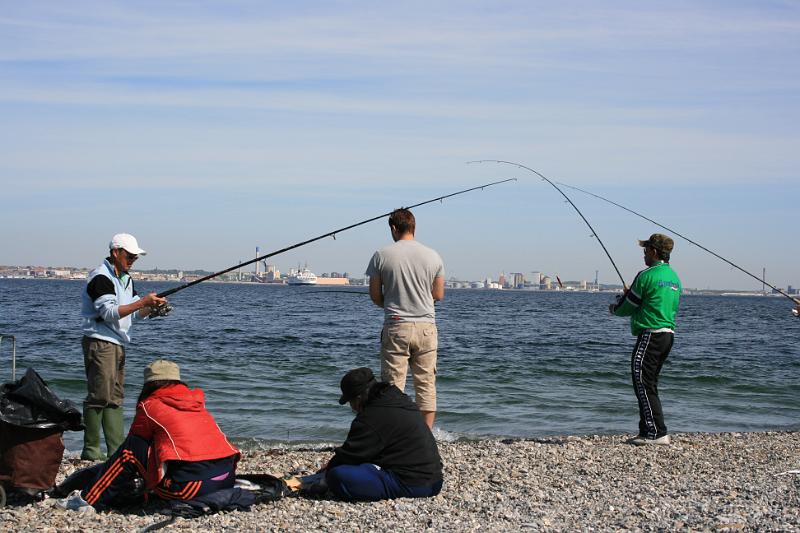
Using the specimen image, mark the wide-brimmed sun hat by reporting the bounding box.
[144,359,181,383]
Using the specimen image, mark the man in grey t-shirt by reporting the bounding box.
[366,208,444,429]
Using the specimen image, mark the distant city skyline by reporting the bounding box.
[1,2,798,291]
[2,258,797,295]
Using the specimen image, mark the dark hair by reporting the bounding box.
[351,380,389,410]
[388,209,415,235]
[645,244,670,263]
[137,379,184,404]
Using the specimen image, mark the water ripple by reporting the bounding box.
[1,279,798,452]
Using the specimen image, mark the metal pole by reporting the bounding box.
[0,334,16,381]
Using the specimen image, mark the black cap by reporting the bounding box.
[339,367,376,405]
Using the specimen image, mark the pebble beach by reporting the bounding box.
[2,431,799,532]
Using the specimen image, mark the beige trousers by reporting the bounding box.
[380,322,438,412]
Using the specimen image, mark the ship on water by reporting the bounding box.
[288,266,318,285]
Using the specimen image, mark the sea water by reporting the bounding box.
[1,278,798,452]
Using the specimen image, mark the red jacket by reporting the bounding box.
[129,383,240,488]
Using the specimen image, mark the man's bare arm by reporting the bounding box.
[369,276,384,307]
[431,276,444,301]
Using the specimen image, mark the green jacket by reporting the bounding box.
[613,261,681,335]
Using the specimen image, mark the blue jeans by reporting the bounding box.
[326,464,442,501]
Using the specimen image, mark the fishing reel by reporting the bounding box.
[148,303,173,319]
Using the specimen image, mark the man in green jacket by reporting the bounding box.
[610,234,681,445]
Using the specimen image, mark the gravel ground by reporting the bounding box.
[1,431,798,532]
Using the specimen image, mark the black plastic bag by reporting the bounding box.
[0,368,83,431]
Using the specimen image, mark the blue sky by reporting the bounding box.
[1,1,798,291]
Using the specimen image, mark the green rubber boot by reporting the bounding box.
[81,407,104,460]
[102,406,125,458]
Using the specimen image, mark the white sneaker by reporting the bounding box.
[57,489,95,513]
[630,435,671,446]
[234,479,262,491]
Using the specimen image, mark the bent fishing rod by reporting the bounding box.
[156,178,516,298]
[554,181,800,306]
[467,160,628,289]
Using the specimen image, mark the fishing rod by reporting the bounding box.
[467,160,628,289]
[156,178,516,298]
[554,180,800,307]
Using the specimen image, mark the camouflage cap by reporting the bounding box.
[638,233,674,254]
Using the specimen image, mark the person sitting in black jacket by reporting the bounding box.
[323,367,443,501]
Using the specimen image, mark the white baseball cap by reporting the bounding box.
[109,233,147,255]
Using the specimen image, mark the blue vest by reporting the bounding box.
[81,259,142,345]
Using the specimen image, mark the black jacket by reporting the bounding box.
[329,383,443,486]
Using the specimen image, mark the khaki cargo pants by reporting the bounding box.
[82,336,126,408]
[380,322,438,412]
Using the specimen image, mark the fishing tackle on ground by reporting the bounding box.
[554,180,800,312]
[156,178,516,299]
[467,160,627,289]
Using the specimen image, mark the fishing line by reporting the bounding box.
[157,178,516,298]
[554,181,800,306]
[467,160,628,288]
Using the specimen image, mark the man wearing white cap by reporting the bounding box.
[80,233,168,460]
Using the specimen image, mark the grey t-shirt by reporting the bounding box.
[366,240,445,324]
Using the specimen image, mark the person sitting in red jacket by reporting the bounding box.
[78,359,240,510]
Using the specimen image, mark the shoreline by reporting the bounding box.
[2,277,794,297]
[3,431,799,531]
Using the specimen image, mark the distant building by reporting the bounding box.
[316,277,349,286]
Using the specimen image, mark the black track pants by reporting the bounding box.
[630,331,674,439]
